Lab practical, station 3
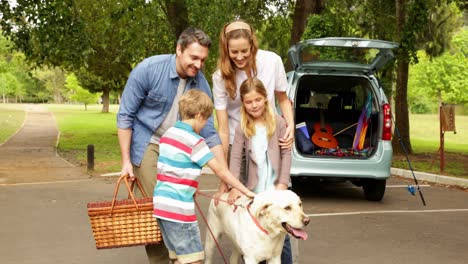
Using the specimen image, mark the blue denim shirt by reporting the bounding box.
[117,54,221,166]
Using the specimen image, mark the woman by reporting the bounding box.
[212,20,295,264]
[212,19,294,172]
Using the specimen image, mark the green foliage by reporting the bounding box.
[66,74,100,110]
[0,0,293,108]
[32,67,66,103]
[408,28,468,113]
[0,33,39,102]
[256,11,293,61]
[418,0,464,58]
[301,0,397,97]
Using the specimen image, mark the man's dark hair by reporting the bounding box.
[177,27,211,52]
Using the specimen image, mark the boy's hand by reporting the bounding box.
[214,182,229,206]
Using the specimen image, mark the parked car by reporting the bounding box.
[287,37,398,201]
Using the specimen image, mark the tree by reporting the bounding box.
[290,0,325,46]
[0,0,169,112]
[66,74,99,110]
[0,32,38,103]
[33,67,66,103]
[392,0,464,154]
[409,28,468,113]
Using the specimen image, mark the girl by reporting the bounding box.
[228,77,292,263]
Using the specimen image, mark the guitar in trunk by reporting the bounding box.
[311,108,338,149]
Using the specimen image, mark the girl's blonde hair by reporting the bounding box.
[217,19,259,100]
[179,89,213,120]
[239,78,276,139]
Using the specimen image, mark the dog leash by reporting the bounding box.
[196,191,268,234]
[194,198,228,264]
[246,201,269,235]
[195,190,246,209]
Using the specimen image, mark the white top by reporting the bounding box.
[252,125,275,193]
[150,78,186,144]
[213,49,288,144]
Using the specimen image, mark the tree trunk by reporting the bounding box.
[165,0,189,45]
[393,59,412,154]
[392,0,413,155]
[101,88,110,113]
[289,0,324,46]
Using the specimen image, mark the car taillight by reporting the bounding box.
[382,103,392,140]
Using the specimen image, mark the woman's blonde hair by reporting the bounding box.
[217,19,259,100]
[239,77,276,139]
[179,89,213,120]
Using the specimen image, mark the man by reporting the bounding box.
[117,27,225,264]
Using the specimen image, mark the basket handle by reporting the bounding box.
[109,174,149,215]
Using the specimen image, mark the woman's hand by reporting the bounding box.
[275,183,289,190]
[279,124,294,150]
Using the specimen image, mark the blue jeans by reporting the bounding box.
[157,218,204,263]
[259,235,292,264]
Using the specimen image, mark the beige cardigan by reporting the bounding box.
[229,115,291,190]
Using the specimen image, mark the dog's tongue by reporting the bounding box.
[291,227,308,240]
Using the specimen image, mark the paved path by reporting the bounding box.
[0,105,86,184]
[0,105,148,263]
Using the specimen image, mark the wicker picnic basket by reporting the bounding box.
[87,174,162,249]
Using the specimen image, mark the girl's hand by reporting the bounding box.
[227,188,242,205]
[244,190,256,199]
[279,124,294,150]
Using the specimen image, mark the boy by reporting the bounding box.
[153,89,256,264]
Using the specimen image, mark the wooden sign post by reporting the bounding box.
[439,103,456,172]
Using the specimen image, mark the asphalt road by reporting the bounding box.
[1,105,467,264]
[1,174,467,264]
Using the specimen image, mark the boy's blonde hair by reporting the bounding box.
[179,89,214,120]
[239,77,276,139]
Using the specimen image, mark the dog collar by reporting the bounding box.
[246,201,269,235]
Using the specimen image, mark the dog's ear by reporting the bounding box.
[258,203,272,217]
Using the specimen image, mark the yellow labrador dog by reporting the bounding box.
[204,190,309,264]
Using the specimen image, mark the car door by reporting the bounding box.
[288,37,399,75]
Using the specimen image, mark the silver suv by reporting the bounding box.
[287,38,398,201]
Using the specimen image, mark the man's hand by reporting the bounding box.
[121,160,135,181]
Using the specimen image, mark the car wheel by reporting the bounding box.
[362,179,386,201]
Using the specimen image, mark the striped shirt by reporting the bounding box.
[153,121,214,223]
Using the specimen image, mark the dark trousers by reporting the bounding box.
[259,235,292,264]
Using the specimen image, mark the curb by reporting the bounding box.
[391,167,468,188]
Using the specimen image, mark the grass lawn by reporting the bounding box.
[408,114,468,153]
[1,103,466,177]
[391,114,468,178]
[46,104,121,174]
[0,104,26,144]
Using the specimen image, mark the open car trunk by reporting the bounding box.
[294,74,381,159]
